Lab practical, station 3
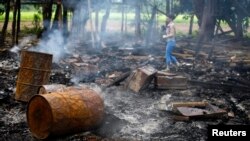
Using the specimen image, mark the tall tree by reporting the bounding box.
[100,0,111,34]
[95,10,99,33]
[199,0,218,41]
[192,0,205,27]
[145,6,157,47]
[12,0,18,45]
[52,1,62,30]
[42,0,53,32]
[221,0,250,39]
[1,0,11,46]
[121,2,125,33]
[135,0,142,38]
[195,0,218,57]
[99,0,111,48]
[62,3,69,35]
[16,0,21,45]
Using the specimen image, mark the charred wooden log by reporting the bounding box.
[189,80,250,92]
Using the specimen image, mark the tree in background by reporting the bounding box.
[51,0,62,30]
[198,0,218,41]
[42,0,53,33]
[0,0,11,46]
[135,0,141,38]
[218,0,250,39]
[192,0,250,40]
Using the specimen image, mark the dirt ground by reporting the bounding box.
[0,21,199,35]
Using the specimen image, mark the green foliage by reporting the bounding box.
[191,30,199,38]
[33,13,41,30]
[21,5,37,12]
[176,31,185,36]
[22,13,43,34]
[182,13,193,20]
[0,4,5,15]
[174,0,193,14]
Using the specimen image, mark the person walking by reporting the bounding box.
[162,14,180,71]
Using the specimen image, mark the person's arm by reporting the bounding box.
[163,24,176,39]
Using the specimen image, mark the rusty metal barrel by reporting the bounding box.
[15,50,52,102]
[38,84,67,94]
[27,88,104,139]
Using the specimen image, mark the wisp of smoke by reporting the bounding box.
[9,46,20,54]
[30,30,66,63]
[9,35,36,53]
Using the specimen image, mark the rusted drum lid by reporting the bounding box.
[27,95,53,139]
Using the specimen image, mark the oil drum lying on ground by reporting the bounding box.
[38,84,67,94]
[15,50,52,102]
[27,88,104,139]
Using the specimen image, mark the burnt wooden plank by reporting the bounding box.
[155,75,188,90]
[189,80,250,92]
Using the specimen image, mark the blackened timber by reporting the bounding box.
[189,80,250,92]
[107,71,131,87]
[227,78,250,88]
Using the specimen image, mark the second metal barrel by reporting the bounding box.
[15,50,52,102]
[27,88,104,139]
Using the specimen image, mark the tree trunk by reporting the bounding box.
[145,6,157,48]
[166,0,169,14]
[52,2,62,30]
[188,14,194,35]
[234,2,244,39]
[95,10,100,46]
[12,0,18,45]
[95,10,99,33]
[62,4,68,35]
[70,4,89,40]
[121,4,124,33]
[1,0,11,46]
[99,0,111,48]
[169,0,173,14]
[199,0,217,41]
[236,20,243,39]
[125,6,128,33]
[100,0,111,33]
[135,2,141,38]
[192,0,205,27]
[195,0,217,58]
[42,0,53,31]
[16,0,21,45]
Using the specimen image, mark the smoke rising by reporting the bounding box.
[9,35,36,53]
[30,30,66,63]
[25,0,90,63]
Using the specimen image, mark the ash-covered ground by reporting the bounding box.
[0,39,250,141]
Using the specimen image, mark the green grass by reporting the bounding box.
[0,11,38,21]
[158,14,198,24]
[0,11,196,24]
